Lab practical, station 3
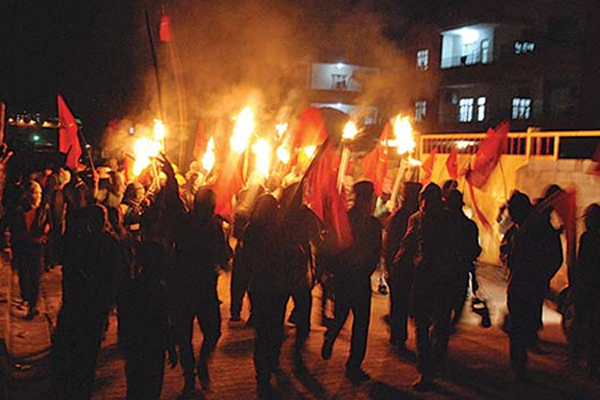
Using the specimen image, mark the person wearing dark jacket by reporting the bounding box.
[384,182,422,349]
[395,183,456,390]
[321,181,382,384]
[172,187,228,394]
[119,241,177,400]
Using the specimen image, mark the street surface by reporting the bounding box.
[1,257,600,400]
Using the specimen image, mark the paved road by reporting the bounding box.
[2,259,600,400]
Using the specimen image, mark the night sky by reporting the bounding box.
[0,0,467,144]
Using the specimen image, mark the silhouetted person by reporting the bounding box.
[574,204,600,380]
[172,187,228,394]
[445,190,482,328]
[504,190,543,381]
[395,183,456,390]
[245,194,288,398]
[321,181,382,384]
[53,205,128,400]
[1,180,50,318]
[119,241,177,400]
[279,183,319,367]
[44,168,70,268]
[384,182,422,349]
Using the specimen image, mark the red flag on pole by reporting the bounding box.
[57,94,83,170]
[288,108,328,164]
[159,7,172,42]
[361,123,389,196]
[421,147,437,186]
[303,139,353,249]
[466,121,509,188]
[213,158,244,218]
[446,146,458,180]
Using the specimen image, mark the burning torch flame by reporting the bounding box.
[252,139,271,177]
[276,123,288,139]
[393,115,416,155]
[342,121,358,140]
[277,145,290,164]
[133,137,162,176]
[153,119,166,142]
[303,146,316,158]
[231,107,255,154]
[202,137,216,173]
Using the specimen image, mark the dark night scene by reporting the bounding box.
[1,0,600,399]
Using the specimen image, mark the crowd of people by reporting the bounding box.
[0,150,599,400]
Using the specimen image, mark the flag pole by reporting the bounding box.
[145,10,165,126]
[78,127,96,171]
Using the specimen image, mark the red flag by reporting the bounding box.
[466,121,509,188]
[159,8,172,42]
[288,108,328,159]
[213,158,244,218]
[361,123,389,196]
[446,146,458,180]
[193,120,205,160]
[420,147,438,186]
[543,188,577,271]
[303,139,353,249]
[57,94,83,170]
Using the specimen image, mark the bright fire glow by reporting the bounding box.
[393,115,416,155]
[303,146,317,158]
[133,137,162,176]
[153,119,166,142]
[231,107,255,154]
[252,139,271,177]
[408,157,422,167]
[342,121,358,140]
[276,123,288,139]
[202,137,216,173]
[277,145,290,164]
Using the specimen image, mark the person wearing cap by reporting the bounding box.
[394,182,456,390]
[321,180,382,384]
[384,181,422,350]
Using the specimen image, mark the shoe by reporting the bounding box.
[345,367,371,384]
[321,338,333,360]
[412,376,434,391]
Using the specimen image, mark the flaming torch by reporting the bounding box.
[252,138,272,178]
[202,137,216,175]
[231,107,255,154]
[390,115,416,207]
[338,120,358,192]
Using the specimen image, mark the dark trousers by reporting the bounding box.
[14,244,42,306]
[412,288,453,379]
[289,288,312,350]
[325,282,371,370]
[177,288,221,381]
[125,349,165,400]
[251,289,287,383]
[388,270,412,345]
[508,289,543,376]
[230,252,251,319]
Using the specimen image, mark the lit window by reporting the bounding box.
[514,41,535,54]
[459,98,474,122]
[512,98,532,120]
[417,50,429,71]
[415,101,427,122]
[481,40,490,64]
[477,97,486,121]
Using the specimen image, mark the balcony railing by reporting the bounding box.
[440,52,492,69]
[420,130,600,160]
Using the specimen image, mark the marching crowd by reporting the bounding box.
[1,151,600,400]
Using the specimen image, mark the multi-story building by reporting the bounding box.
[402,0,600,135]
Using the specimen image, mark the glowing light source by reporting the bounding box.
[459,28,480,45]
[456,140,476,149]
[303,146,317,158]
[392,115,416,155]
[408,157,422,167]
[336,63,344,69]
[342,121,358,140]
[153,119,166,142]
[133,137,162,176]
[252,139,271,177]
[276,123,288,139]
[202,137,216,173]
[277,146,290,164]
[231,107,255,154]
